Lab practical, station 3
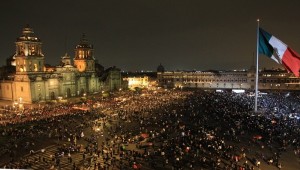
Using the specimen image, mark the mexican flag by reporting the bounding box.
[259,28,300,77]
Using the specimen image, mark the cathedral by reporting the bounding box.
[0,26,122,103]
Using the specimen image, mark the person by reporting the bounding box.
[72,162,76,170]
[256,159,260,168]
[268,158,273,165]
[278,162,282,169]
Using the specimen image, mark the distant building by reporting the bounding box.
[157,66,300,91]
[157,63,165,73]
[0,26,122,103]
[123,76,149,90]
[122,70,158,90]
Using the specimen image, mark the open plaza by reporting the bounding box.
[0,89,299,170]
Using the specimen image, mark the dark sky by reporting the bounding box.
[1,0,300,71]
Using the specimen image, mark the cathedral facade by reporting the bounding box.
[0,26,122,103]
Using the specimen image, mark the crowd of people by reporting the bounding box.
[0,89,299,169]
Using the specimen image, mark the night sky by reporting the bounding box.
[1,0,300,71]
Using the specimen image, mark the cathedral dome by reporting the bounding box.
[75,33,93,49]
[17,24,40,42]
[157,63,165,73]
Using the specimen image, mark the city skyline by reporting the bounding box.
[1,0,300,71]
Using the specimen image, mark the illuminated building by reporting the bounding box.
[0,25,122,103]
[157,65,300,91]
[123,76,149,90]
[158,70,251,89]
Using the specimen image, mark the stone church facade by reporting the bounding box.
[0,26,122,103]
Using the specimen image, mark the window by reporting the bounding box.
[21,86,23,92]
[34,64,38,71]
[31,46,35,54]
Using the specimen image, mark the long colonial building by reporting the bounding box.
[0,26,122,103]
[157,66,300,91]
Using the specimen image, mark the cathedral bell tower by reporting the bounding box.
[14,25,45,74]
[60,53,72,66]
[74,34,95,72]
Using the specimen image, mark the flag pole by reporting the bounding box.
[255,19,260,112]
